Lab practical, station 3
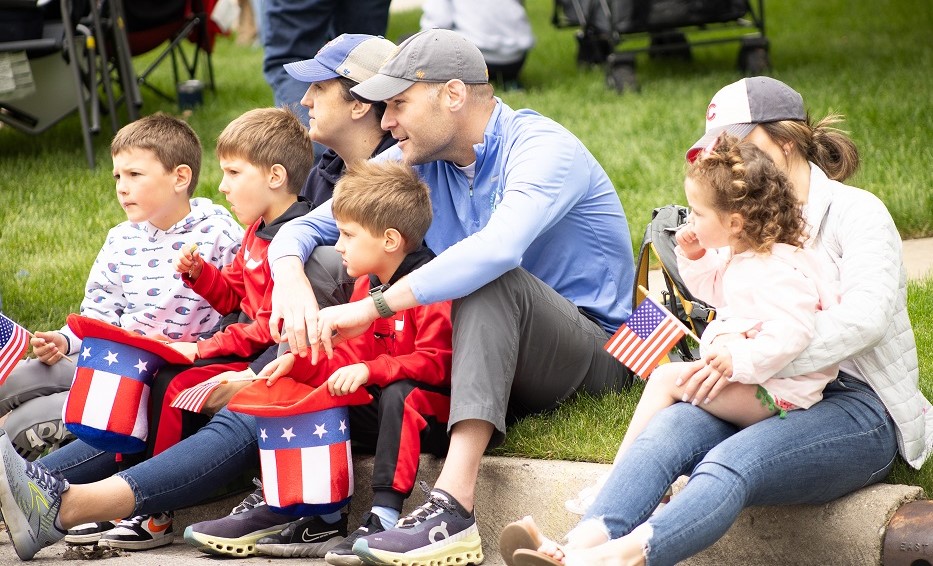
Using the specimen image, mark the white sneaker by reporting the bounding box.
[98,512,174,550]
[64,521,119,545]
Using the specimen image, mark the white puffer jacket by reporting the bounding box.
[777,165,932,469]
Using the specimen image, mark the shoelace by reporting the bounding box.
[231,478,265,515]
[24,461,67,497]
[396,481,457,528]
[115,514,146,528]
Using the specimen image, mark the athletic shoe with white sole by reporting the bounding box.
[64,521,118,545]
[0,429,69,560]
[324,512,385,566]
[255,514,347,558]
[353,483,484,566]
[183,479,293,558]
[98,512,174,550]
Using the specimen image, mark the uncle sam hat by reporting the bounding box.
[228,378,371,516]
[63,314,192,453]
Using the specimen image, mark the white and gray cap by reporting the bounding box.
[350,28,489,103]
[686,77,806,162]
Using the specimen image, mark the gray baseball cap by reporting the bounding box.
[686,77,806,162]
[350,29,489,103]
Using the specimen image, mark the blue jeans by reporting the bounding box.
[262,0,391,124]
[39,408,258,516]
[584,374,898,566]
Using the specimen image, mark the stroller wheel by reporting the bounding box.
[606,53,639,93]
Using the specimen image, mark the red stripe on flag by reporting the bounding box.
[276,449,304,508]
[65,366,95,424]
[107,377,146,436]
[329,442,350,503]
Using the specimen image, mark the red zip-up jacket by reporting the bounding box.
[185,200,312,360]
[289,274,452,389]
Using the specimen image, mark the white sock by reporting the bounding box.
[371,505,399,527]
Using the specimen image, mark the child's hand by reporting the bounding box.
[675,222,705,260]
[202,369,255,415]
[31,331,68,365]
[704,346,734,378]
[166,341,199,362]
[259,353,296,386]
[175,243,203,280]
[327,363,370,396]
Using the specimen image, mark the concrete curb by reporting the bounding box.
[4,455,925,565]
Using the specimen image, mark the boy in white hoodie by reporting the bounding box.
[0,113,242,466]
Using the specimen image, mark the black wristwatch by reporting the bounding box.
[369,284,395,318]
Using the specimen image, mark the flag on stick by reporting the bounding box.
[171,374,265,413]
[0,313,29,386]
[604,296,692,380]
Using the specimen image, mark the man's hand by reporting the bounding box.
[31,331,68,365]
[258,353,296,386]
[675,222,705,260]
[327,363,370,396]
[269,256,320,359]
[166,341,199,362]
[316,300,378,361]
[175,243,203,280]
[201,369,254,415]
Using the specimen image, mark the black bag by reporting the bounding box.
[0,1,43,42]
[633,204,716,362]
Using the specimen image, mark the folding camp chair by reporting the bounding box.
[0,0,109,168]
[101,0,217,118]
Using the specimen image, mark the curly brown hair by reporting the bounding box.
[687,133,807,253]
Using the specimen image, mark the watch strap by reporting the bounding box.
[370,287,396,318]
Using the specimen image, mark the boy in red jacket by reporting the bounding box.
[184,160,452,563]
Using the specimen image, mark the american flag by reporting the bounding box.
[604,297,690,379]
[0,313,29,386]
[170,380,223,413]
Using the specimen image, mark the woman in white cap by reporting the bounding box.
[498,77,930,566]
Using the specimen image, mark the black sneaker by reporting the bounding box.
[255,514,348,558]
[183,478,293,558]
[324,512,385,565]
[352,483,484,566]
[0,430,69,560]
[64,521,118,545]
[98,512,174,550]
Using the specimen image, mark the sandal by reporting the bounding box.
[512,548,564,566]
[499,517,544,566]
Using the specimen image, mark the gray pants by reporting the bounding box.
[0,357,76,460]
[449,268,632,447]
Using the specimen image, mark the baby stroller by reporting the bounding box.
[553,0,768,92]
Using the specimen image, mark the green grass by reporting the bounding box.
[0,0,930,492]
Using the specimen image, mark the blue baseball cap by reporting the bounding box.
[284,34,396,85]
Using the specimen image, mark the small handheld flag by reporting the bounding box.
[0,313,29,386]
[171,373,265,413]
[604,296,693,380]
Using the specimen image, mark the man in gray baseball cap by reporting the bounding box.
[350,28,489,104]
[267,27,636,565]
